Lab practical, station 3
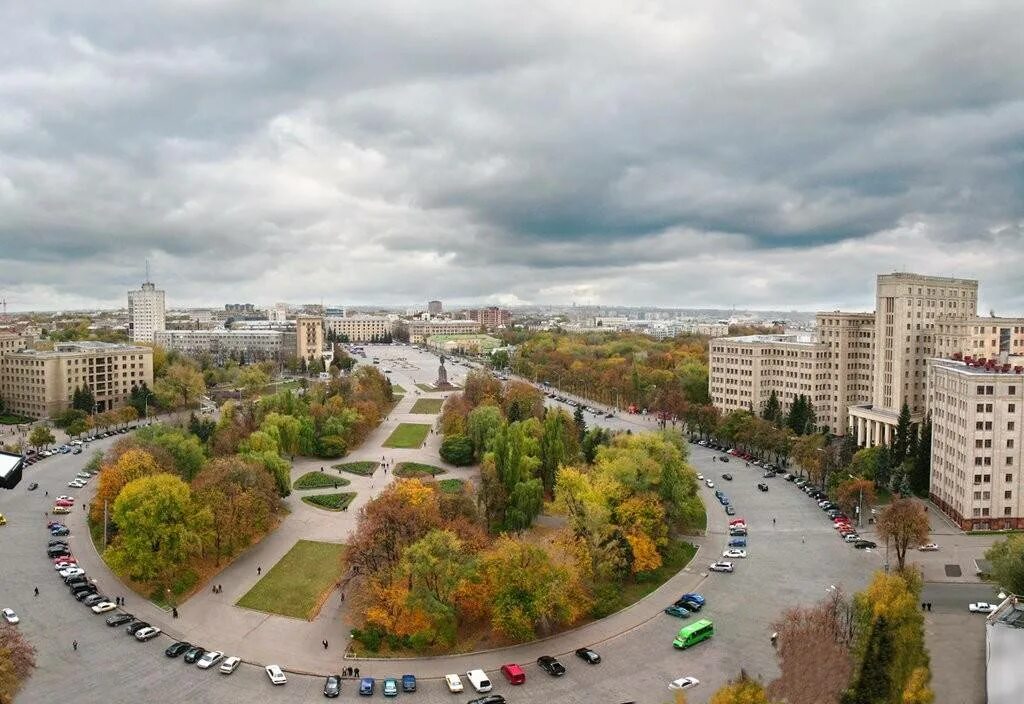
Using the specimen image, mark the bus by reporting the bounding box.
[673,618,714,649]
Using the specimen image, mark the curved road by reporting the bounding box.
[4,346,879,703]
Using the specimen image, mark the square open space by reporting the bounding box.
[382,423,431,448]
[236,540,346,620]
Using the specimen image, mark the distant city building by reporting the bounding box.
[295,316,324,361]
[464,307,512,330]
[127,280,166,343]
[0,342,154,419]
[325,315,392,342]
[407,319,479,344]
[224,303,257,315]
[427,300,443,315]
[426,333,502,356]
[0,332,29,357]
[267,303,289,323]
[645,321,730,339]
[154,329,295,363]
[189,309,214,327]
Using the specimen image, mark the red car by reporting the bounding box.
[52,555,75,564]
[55,500,74,508]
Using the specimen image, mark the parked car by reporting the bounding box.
[709,561,734,573]
[265,664,287,685]
[358,677,375,695]
[757,483,769,492]
[664,605,691,618]
[467,697,506,704]
[382,678,399,697]
[537,655,566,676]
[725,505,736,515]
[165,641,192,658]
[323,674,342,698]
[27,482,38,491]
[196,650,223,669]
[107,613,134,627]
[444,673,464,692]
[219,656,241,674]
[575,647,601,664]
[500,663,525,685]
[721,473,732,480]
[728,538,747,548]
[466,669,492,693]
[135,626,162,641]
[969,602,997,614]
[126,621,150,635]
[1,608,19,624]
[183,646,206,664]
[853,540,877,549]
[401,674,416,692]
[669,676,701,691]
[723,549,747,559]
[918,543,940,551]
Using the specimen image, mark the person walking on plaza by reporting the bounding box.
[72,640,78,651]
[257,565,262,576]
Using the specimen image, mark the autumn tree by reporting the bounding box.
[89,447,164,525]
[462,370,502,407]
[28,426,55,451]
[984,535,1024,595]
[348,479,443,575]
[0,623,36,704]
[480,536,588,641]
[153,361,206,410]
[769,589,856,704]
[501,380,544,421]
[836,479,876,522]
[192,456,281,563]
[876,499,930,571]
[539,409,574,494]
[134,424,207,481]
[710,670,770,704]
[466,405,503,461]
[238,365,270,398]
[105,473,213,585]
[792,433,827,485]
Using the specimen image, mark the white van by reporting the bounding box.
[466,669,492,693]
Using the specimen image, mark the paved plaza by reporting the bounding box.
[0,344,998,702]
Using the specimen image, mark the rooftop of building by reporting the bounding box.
[158,329,285,336]
[817,310,875,318]
[0,451,22,481]
[877,272,979,286]
[990,596,1024,628]
[712,333,817,346]
[426,333,501,341]
[8,341,151,358]
[930,356,1024,376]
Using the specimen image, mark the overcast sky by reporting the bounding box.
[1,1,1022,313]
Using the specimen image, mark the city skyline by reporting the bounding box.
[2,2,1022,311]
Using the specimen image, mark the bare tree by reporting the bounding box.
[876,499,930,571]
[0,623,36,703]
[769,588,856,704]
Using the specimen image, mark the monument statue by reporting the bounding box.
[434,355,454,390]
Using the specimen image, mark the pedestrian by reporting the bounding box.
[172,607,178,619]
[927,602,932,612]
[45,490,48,496]
[72,640,78,651]
[921,602,926,611]
[772,517,776,526]
[219,585,223,593]
[801,536,805,544]
[334,483,338,489]
[213,585,217,594]
[354,668,360,678]
[320,466,324,472]
[340,592,345,602]
[323,639,328,649]
[34,586,39,597]
[257,565,262,576]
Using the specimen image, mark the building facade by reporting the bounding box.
[0,342,154,419]
[425,334,502,356]
[295,316,324,360]
[0,332,28,357]
[464,307,512,330]
[325,315,392,342]
[127,281,166,343]
[427,300,443,315]
[153,330,294,363]
[407,319,480,344]
[928,357,1024,530]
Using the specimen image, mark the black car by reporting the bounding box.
[125,621,150,635]
[537,655,566,676]
[720,456,730,463]
[165,641,192,658]
[47,548,71,559]
[66,578,89,590]
[575,647,601,664]
[757,483,769,492]
[27,482,38,491]
[72,587,97,600]
[81,594,108,606]
[721,473,733,480]
[725,505,736,515]
[674,597,701,612]
[183,646,206,664]
[323,674,341,698]
[64,573,88,584]
[854,540,877,549]
[48,539,70,547]
[468,696,506,704]
[107,613,134,627]
[51,527,70,536]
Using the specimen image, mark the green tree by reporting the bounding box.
[573,404,586,441]
[489,349,510,370]
[52,408,87,429]
[580,426,610,464]
[440,434,474,466]
[891,402,914,465]
[482,421,542,532]
[909,416,931,496]
[842,616,894,704]
[261,413,302,459]
[128,382,156,417]
[72,385,96,413]
[153,362,206,410]
[28,426,55,451]
[762,389,781,424]
[539,409,571,494]
[105,473,213,584]
[134,425,208,481]
[467,406,503,461]
[985,535,1024,595]
[238,365,270,398]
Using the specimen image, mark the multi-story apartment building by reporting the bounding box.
[325,315,392,342]
[427,300,443,315]
[127,280,166,343]
[928,357,1024,530]
[935,317,1024,360]
[153,330,295,363]
[0,342,154,419]
[0,332,29,357]
[407,319,480,344]
[295,316,324,361]
[817,313,875,436]
[463,307,512,330]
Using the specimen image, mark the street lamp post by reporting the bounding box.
[849,473,864,528]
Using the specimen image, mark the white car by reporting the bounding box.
[219,656,241,674]
[843,534,861,543]
[669,676,700,690]
[1,608,19,624]
[59,567,85,578]
[54,562,78,570]
[197,651,224,669]
[444,673,464,692]
[969,602,997,614]
[91,601,117,614]
[56,495,74,502]
[723,549,747,559]
[135,626,161,641]
[918,543,940,551]
[705,480,715,488]
[466,669,492,693]
[266,664,287,684]
[696,473,704,480]
[67,481,86,488]
[75,472,91,480]
[709,561,734,573]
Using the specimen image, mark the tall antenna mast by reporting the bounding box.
[145,258,151,283]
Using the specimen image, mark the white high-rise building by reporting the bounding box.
[128,280,166,343]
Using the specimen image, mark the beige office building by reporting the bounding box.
[928,357,1024,530]
[325,315,392,342]
[154,329,294,362]
[407,319,480,344]
[0,342,154,419]
[0,332,29,357]
[295,316,324,360]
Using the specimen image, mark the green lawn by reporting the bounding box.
[293,472,352,490]
[391,385,406,393]
[394,462,446,478]
[415,383,437,392]
[409,398,444,414]
[333,461,377,476]
[437,478,465,494]
[236,540,346,620]
[383,423,431,448]
[301,492,357,511]
[0,413,32,425]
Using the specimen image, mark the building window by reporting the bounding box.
[1008,457,1014,466]
[1005,507,1013,516]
